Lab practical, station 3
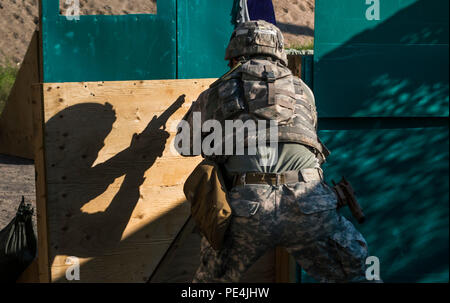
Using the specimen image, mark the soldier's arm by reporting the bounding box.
[175,90,209,157]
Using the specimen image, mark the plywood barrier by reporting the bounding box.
[16,259,39,283]
[34,79,206,282]
[33,78,283,283]
[149,217,277,283]
[0,31,39,159]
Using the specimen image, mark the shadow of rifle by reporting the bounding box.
[130,94,186,154]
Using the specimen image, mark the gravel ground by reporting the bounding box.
[0,154,37,233]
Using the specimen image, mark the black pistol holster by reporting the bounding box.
[332,177,366,224]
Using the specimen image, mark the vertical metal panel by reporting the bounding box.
[314,0,449,117]
[41,0,176,82]
[301,55,314,88]
[301,128,449,282]
[177,0,235,79]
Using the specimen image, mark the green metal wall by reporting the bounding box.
[314,0,449,117]
[41,0,177,82]
[40,0,235,83]
[322,128,449,282]
[177,0,235,79]
[301,0,449,282]
[300,128,449,283]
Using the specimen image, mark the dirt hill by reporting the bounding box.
[275,0,315,48]
[0,0,314,67]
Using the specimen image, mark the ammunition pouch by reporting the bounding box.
[332,177,366,224]
[183,159,232,251]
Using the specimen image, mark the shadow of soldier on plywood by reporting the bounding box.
[43,96,185,281]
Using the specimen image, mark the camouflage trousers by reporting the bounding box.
[192,176,370,283]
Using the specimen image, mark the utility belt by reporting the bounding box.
[231,169,366,224]
[232,168,324,187]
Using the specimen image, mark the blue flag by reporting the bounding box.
[246,0,277,25]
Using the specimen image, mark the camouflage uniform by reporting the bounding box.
[178,20,370,283]
[192,169,369,283]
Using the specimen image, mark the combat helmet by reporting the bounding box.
[225,20,288,66]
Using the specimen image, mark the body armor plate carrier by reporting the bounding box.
[205,58,330,163]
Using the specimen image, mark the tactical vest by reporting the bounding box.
[204,58,330,163]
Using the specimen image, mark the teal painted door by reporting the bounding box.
[314,0,449,117]
[177,0,236,79]
[40,0,236,83]
[300,128,449,282]
[301,0,449,282]
[41,0,177,83]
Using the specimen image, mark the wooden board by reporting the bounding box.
[287,54,302,78]
[0,31,39,159]
[32,81,51,282]
[16,259,39,283]
[275,247,297,283]
[149,217,276,283]
[40,79,213,282]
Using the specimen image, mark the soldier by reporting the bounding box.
[177,20,371,283]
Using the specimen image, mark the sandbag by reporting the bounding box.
[0,196,37,282]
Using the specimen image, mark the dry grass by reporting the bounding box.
[0,62,18,114]
[287,41,314,51]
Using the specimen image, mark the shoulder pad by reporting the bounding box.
[240,59,292,79]
[209,62,243,88]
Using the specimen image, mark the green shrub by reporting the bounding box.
[0,63,18,115]
[286,41,315,51]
